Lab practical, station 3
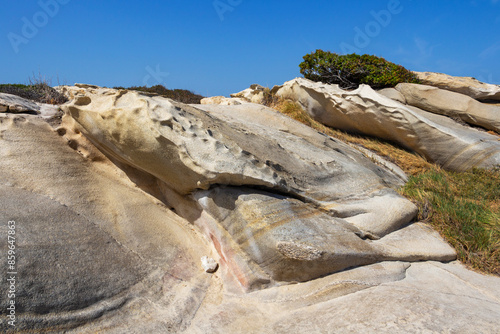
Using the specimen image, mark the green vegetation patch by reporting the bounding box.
[401,168,500,275]
[300,50,420,89]
[115,84,204,104]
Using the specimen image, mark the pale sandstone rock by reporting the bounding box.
[59,86,460,292]
[414,71,500,101]
[275,78,500,171]
[377,87,406,104]
[0,113,212,332]
[231,84,266,104]
[396,83,500,133]
[200,96,249,105]
[1,98,498,333]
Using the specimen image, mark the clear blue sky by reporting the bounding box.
[2,0,500,97]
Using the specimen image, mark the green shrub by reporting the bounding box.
[299,50,420,89]
[115,84,204,104]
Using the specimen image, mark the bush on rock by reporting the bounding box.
[299,50,420,89]
[114,84,204,104]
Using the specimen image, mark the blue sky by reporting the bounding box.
[2,0,500,97]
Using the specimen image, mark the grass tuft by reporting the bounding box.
[401,168,500,275]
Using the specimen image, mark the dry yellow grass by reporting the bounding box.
[268,98,432,175]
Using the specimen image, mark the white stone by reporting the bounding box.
[396,83,500,133]
[414,71,500,101]
[201,256,218,273]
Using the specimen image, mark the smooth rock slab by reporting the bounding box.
[414,71,500,101]
[396,83,500,133]
[194,186,455,285]
[0,92,40,113]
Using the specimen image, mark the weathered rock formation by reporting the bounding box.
[414,71,500,101]
[0,92,61,120]
[396,83,500,133]
[275,78,500,171]
[0,83,499,333]
[230,84,266,104]
[200,95,249,105]
[56,86,459,292]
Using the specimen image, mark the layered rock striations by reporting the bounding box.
[396,83,500,133]
[414,71,500,101]
[275,78,500,171]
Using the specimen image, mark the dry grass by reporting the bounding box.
[267,97,432,175]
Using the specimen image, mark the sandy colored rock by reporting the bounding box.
[0,96,498,333]
[231,84,266,104]
[414,71,500,101]
[0,92,40,113]
[275,78,500,171]
[396,83,500,133]
[377,87,407,104]
[200,96,249,105]
[59,86,461,292]
[194,186,454,286]
[0,113,212,332]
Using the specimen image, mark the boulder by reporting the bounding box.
[275,78,500,171]
[0,92,63,123]
[231,84,266,104]
[0,92,40,113]
[200,96,249,105]
[396,83,500,133]
[414,71,500,101]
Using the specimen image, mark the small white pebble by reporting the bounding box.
[201,256,218,273]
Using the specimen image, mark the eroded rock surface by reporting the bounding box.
[57,86,458,292]
[396,83,500,133]
[0,113,212,332]
[230,84,266,104]
[0,87,499,333]
[201,96,249,105]
[275,78,500,171]
[414,71,500,101]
